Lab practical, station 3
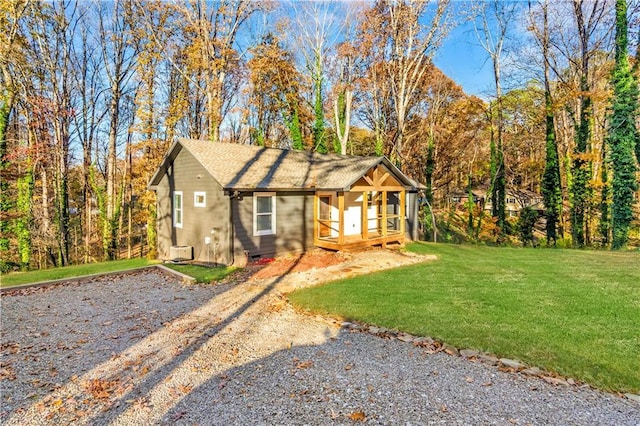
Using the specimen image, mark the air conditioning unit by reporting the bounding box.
[169,245,193,262]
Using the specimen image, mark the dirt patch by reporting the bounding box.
[250,249,350,280]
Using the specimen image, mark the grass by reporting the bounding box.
[288,242,640,394]
[0,258,158,288]
[164,263,237,283]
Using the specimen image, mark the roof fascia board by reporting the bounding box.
[148,140,182,189]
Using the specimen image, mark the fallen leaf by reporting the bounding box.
[85,378,119,400]
[296,360,313,369]
[348,411,366,422]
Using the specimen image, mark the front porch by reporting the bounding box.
[313,165,406,251]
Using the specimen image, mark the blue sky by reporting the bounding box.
[433,21,496,98]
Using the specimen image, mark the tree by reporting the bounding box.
[569,0,609,247]
[72,4,107,262]
[471,0,519,234]
[607,0,639,249]
[98,0,139,260]
[175,0,260,142]
[528,0,563,245]
[518,206,539,246]
[354,4,392,157]
[385,0,450,168]
[247,32,306,148]
[27,0,82,266]
[0,0,29,265]
[330,4,362,156]
[290,1,338,153]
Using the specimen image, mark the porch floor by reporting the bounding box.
[315,231,404,251]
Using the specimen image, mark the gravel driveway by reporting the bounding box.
[1,251,639,425]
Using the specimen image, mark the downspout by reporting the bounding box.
[228,193,235,265]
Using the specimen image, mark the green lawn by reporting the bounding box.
[164,263,237,283]
[0,258,158,288]
[289,242,640,393]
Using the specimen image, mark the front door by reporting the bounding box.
[344,192,362,236]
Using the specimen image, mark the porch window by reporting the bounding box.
[253,192,276,236]
[386,192,401,233]
[173,191,183,228]
[318,195,333,238]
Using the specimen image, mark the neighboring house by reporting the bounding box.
[484,188,544,217]
[448,190,486,207]
[449,188,544,217]
[148,138,421,265]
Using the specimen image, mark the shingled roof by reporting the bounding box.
[149,138,416,191]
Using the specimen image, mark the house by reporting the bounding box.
[483,188,544,217]
[449,188,544,217]
[148,138,422,265]
[448,189,486,207]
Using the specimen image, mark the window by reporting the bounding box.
[173,191,183,228]
[253,192,276,236]
[194,191,206,207]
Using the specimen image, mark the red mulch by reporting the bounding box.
[249,249,346,280]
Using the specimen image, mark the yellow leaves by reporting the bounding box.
[347,410,366,422]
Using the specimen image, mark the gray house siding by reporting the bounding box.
[405,192,420,241]
[232,191,314,262]
[156,148,232,265]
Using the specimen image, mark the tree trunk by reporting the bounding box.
[0,98,12,256]
[105,89,120,260]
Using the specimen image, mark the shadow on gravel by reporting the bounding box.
[17,255,304,425]
[94,256,307,425]
[158,329,640,425]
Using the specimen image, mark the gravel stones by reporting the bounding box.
[2,253,639,425]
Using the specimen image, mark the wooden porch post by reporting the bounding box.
[361,191,368,240]
[400,190,406,237]
[338,192,345,244]
[313,192,318,245]
[381,190,387,237]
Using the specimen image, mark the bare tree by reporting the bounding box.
[290,1,345,152]
[386,0,450,169]
[98,0,139,260]
[72,6,107,262]
[470,0,519,233]
[29,0,84,266]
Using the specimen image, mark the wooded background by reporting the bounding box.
[1,0,639,271]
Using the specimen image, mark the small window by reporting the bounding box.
[194,191,206,207]
[173,191,183,228]
[253,192,276,236]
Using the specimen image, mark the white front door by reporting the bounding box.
[344,193,362,236]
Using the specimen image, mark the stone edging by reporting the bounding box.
[0,264,196,293]
[315,316,640,404]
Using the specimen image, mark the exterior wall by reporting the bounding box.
[405,191,419,241]
[232,191,314,262]
[156,148,232,265]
